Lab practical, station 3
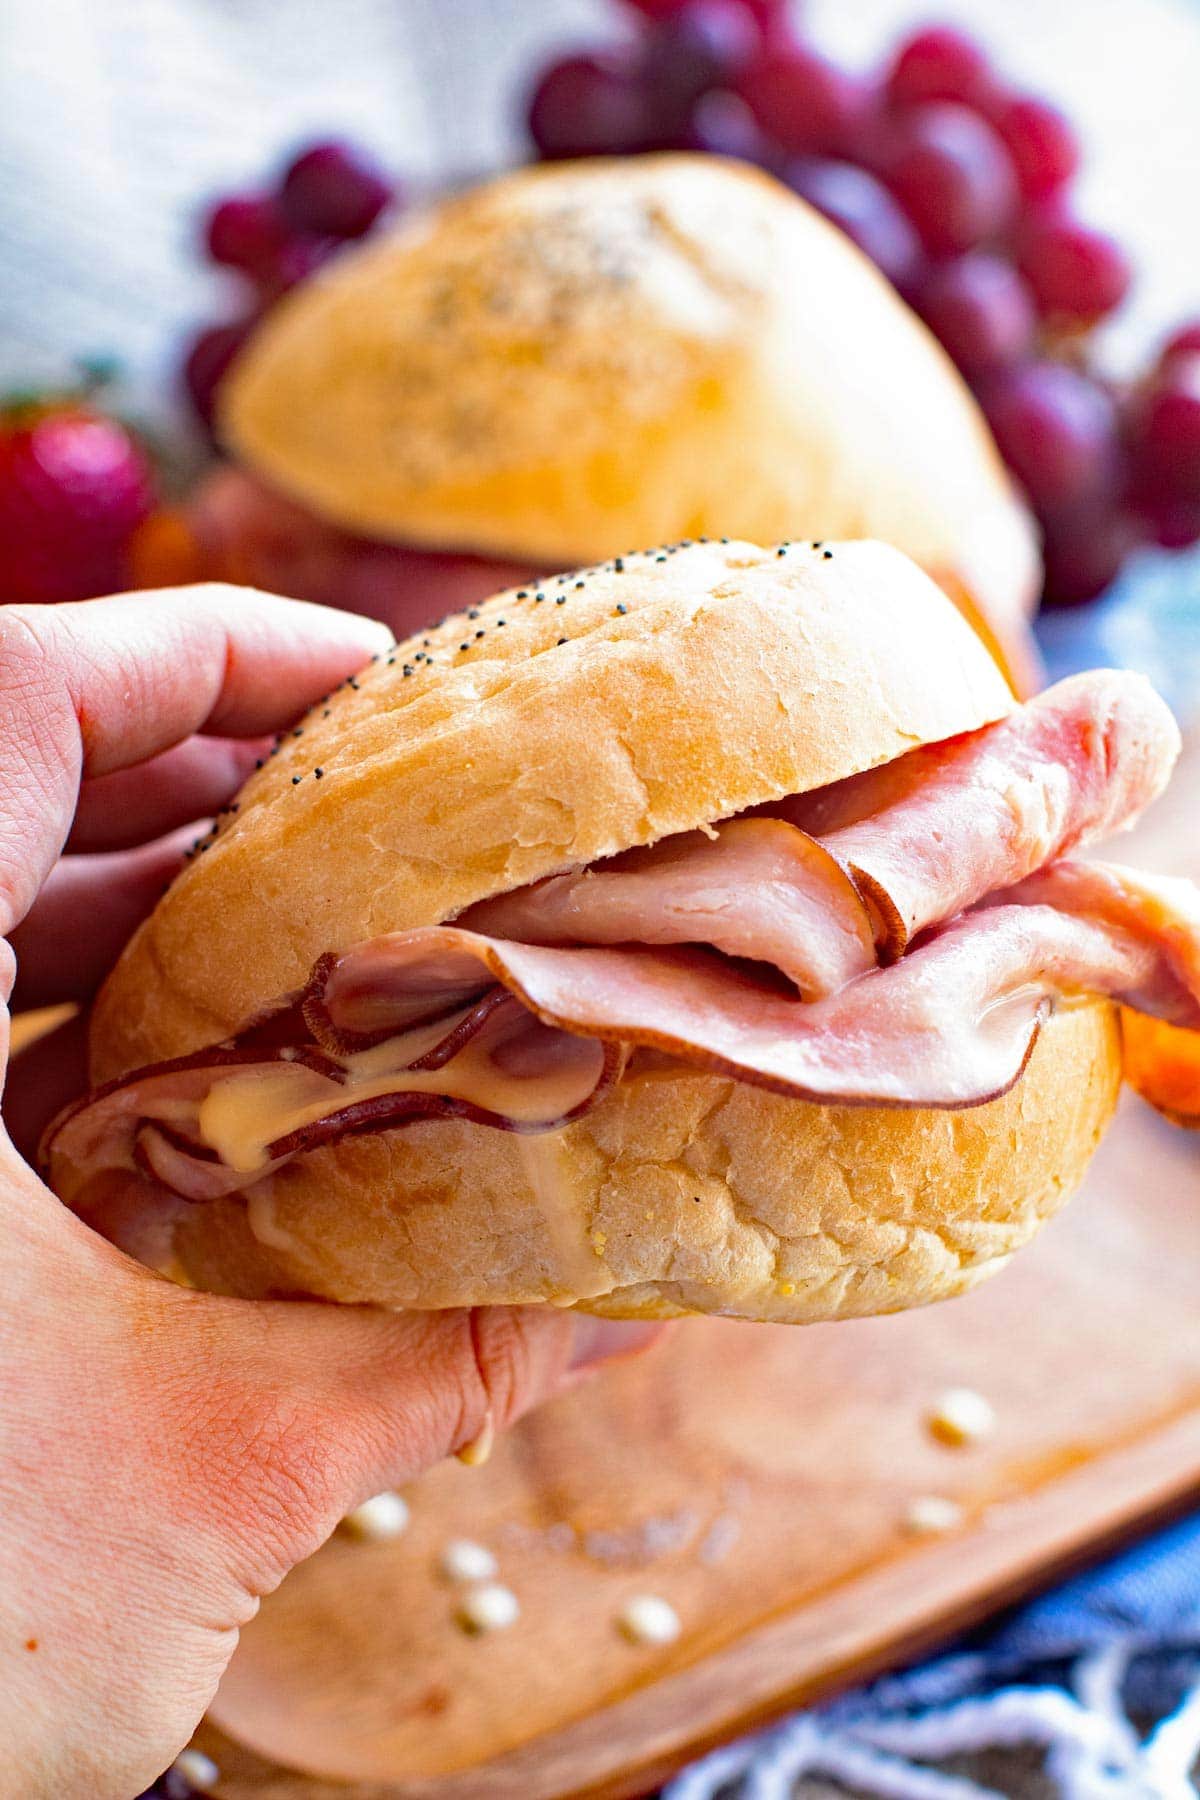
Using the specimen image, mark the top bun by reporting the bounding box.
[92,540,1010,1083]
[220,156,1039,680]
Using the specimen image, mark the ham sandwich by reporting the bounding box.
[44,669,1200,1212]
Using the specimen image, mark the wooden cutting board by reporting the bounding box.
[182,742,1200,1796]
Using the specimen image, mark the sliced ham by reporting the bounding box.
[320,904,1200,1114]
[49,872,1200,1209]
[184,467,543,640]
[990,859,1200,1026]
[461,819,877,1000]
[780,672,1180,953]
[460,675,1178,982]
[43,991,620,1206]
[989,859,1200,1121]
[44,667,1200,1212]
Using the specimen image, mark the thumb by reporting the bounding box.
[171,1289,663,1597]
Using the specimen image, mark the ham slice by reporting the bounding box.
[462,819,877,1000]
[319,904,1200,1113]
[43,990,621,1206]
[989,859,1200,1121]
[780,672,1180,953]
[46,1045,339,1208]
[44,670,1200,1211]
[461,675,1178,981]
[184,467,543,640]
[991,860,1200,1026]
[47,873,1200,1209]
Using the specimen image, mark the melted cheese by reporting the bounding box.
[245,1178,312,1260]
[517,1134,611,1300]
[196,1008,602,1178]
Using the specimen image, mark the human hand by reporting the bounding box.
[0,587,659,1799]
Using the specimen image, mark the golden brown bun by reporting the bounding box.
[220,156,1039,682]
[84,539,1098,1325]
[104,1006,1121,1322]
[92,540,1010,1075]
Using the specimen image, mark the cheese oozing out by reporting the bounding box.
[196,1002,602,1174]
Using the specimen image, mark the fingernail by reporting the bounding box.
[569,1317,667,1371]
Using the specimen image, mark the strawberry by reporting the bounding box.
[0,401,157,603]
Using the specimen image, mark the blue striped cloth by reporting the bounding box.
[668,1515,1200,1798]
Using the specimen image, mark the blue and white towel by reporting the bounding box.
[668,1512,1200,1800]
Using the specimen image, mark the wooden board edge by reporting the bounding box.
[201,1403,1200,1799]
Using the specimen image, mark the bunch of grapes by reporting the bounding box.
[182,142,399,435]
[526,1,1200,605]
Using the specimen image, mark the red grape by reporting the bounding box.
[882,103,1016,257]
[684,89,773,162]
[621,0,786,25]
[1160,320,1200,368]
[916,253,1035,376]
[528,52,662,159]
[1041,502,1136,605]
[1133,492,1200,551]
[263,236,339,296]
[204,195,290,277]
[280,141,393,239]
[1016,209,1131,323]
[736,41,868,155]
[742,0,792,35]
[982,361,1117,511]
[990,94,1079,203]
[784,158,922,294]
[641,1,760,121]
[0,405,157,604]
[1131,353,1200,498]
[183,318,258,433]
[620,0,693,15]
[885,26,993,109]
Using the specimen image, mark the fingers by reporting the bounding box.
[8,826,195,1010]
[8,585,394,773]
[68,735,268,853]
[0,587,391,933]
[177,1294,665,1595]
[1,1009,90,1165]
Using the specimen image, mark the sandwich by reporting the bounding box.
[44,540,1200,1323]
[184,155,1040,688]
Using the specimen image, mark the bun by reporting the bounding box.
[86,539,1093,1325]
[88,1007,1121,1322]
[92,540,1009,1076]
[220,156,1039,680]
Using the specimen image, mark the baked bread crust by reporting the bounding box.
[112,1006,1120,1322]
[220,155,1039,666]
[91,540,1010,1077]
[81,541,1115,1325]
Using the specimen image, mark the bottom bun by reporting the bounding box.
[129,1001,1122,1323]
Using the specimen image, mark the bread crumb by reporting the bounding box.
[928,1388,995,1447]
[455,1583,520,1635]
[617,1594,681,1646]
[440,1538,498,1583]
[904,1495,965,1536]
[171,1749,220,1791]
[342,1491,409,1541]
